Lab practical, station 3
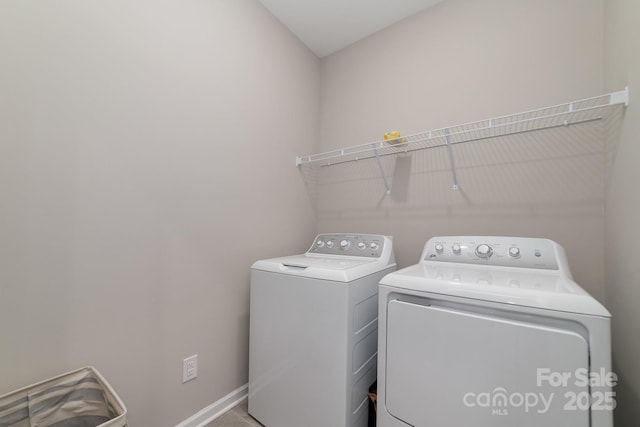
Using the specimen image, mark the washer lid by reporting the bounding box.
[252,254,393,282]
[380,263,610,317]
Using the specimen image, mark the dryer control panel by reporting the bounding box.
[309,234,387,258]
[422,236,563,271]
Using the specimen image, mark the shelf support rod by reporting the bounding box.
[444,128,459,190]
[372,143,391,195]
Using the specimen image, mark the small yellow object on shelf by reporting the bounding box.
[384,131,406,144]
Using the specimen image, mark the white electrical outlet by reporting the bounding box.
[182,354,198,383]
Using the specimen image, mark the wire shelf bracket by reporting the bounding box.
[372,143,391,194]
[444,128,459,190]
[296,87,629,191]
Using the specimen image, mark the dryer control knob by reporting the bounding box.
[326,240,335,249]
[357,242,367,250]
[509,247,521,257]
[340,239,351,250]
[452,244,461,254]
[369,242,379,250]
[316,240,325,248]
[475,244,493,258]
[435,244,444,253]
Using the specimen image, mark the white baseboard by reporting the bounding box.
[175,383,248,427]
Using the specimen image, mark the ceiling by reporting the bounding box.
[257,0,443,58]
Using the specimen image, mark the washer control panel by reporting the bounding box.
[422,236,560,270]
[309,234,386,258]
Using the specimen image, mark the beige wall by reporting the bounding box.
[0,0,319,425]
[316,0,608,301]
[604,0,640,425]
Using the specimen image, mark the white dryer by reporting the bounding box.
[378,236,613,427]
[249,233,396,427]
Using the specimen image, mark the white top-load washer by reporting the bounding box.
[377,236,612,427]
[249,233,396,427]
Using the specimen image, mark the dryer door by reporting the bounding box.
[385,299,590,427]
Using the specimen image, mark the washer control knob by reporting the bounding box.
[316,240,325,248]
[358,242,367,250]
[369,242,379,251]
[452,244,461,254]
[509,247,521,258]
[340,239,351,250]
[435,244,444,253]
[475,244,493,259]
[326,240,335,249]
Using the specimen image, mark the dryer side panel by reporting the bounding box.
[385,300,590,427]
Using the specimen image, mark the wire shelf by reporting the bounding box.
[296,88,629,169]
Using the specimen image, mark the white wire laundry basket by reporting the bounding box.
[0,366,127,427]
